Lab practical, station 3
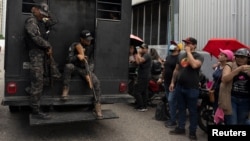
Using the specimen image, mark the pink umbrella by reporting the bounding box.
[130,34,143,46]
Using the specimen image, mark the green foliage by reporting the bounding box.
[0,34,4,39]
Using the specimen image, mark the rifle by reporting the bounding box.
[84,59,97,101]
[75,44,97,102]
[44,50,53,87]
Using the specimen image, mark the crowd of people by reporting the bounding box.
[130,36,250,140]
[26,2,250,140]
[130,37,204,140]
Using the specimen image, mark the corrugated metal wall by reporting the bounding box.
[179,0,250,50]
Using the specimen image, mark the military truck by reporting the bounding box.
[2,0,134,125]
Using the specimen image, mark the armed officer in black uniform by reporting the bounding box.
[24,2,61,119]
[61,30,103,119]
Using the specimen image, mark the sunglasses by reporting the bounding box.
[235,55,247,59]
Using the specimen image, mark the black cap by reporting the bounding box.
[139,43,148,49]
[182,37,197,45]
[80,30,94,40]
[33,2,49,17]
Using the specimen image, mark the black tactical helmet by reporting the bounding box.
[234,48,250,57]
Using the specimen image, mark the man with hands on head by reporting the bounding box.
[133,43,152,112]
[168,37,204,141]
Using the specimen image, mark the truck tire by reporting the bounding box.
[9,106,20,113]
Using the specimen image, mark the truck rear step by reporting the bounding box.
[29,109,118,126]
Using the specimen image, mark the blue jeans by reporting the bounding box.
[224,96,250,125]
[165,86,177,123]
[175,84,199,133]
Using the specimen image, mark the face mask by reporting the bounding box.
[169,50,174,54]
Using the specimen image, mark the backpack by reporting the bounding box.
[155,98,169,121]
[151,60,162,75]
[148,79,159,93]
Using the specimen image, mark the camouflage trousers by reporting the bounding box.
[63,63,101,102]
[28,49,60,112]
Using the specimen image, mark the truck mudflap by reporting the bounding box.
[29,109,118,126]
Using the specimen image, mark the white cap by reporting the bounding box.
[169,45,177,51]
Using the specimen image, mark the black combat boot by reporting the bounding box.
[31,108,51,120]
